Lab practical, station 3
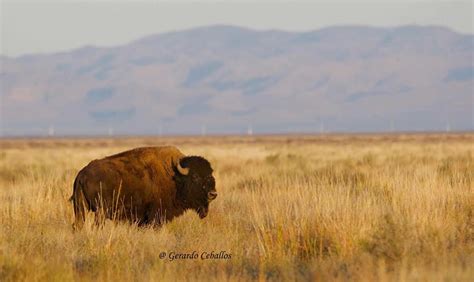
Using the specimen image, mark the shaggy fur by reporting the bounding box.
[71,146,216,229]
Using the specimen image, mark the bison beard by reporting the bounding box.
[70,146,217,229]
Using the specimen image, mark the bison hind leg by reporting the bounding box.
[72,179,91,231]
[94,209,107,228]
[72,198,87,231]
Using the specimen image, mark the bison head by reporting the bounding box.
[174,156,217,218]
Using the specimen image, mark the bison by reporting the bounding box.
[70,146,217,229]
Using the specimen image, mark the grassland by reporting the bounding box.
[0,133,473,281]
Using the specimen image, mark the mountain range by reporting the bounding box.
[0,25,472,136]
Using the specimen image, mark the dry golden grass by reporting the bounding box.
[0,134,473,281]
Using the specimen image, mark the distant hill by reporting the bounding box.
[1,25,472,136]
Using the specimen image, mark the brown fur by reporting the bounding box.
[71,146,216,229]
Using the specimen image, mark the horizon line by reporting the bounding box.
[1,130,473,140]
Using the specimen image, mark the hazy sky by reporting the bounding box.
[1,0,472,57]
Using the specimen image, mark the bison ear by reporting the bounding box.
[177,160,190,175]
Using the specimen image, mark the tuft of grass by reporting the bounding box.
[438,154,473,186]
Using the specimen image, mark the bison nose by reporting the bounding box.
[208,191,217,201]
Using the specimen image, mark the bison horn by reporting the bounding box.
[177,162,189,175]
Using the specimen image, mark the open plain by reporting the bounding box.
[0,133,473,281]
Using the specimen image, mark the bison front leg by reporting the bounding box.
[137,205,165,227]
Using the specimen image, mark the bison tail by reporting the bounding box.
[72,175,90,230]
